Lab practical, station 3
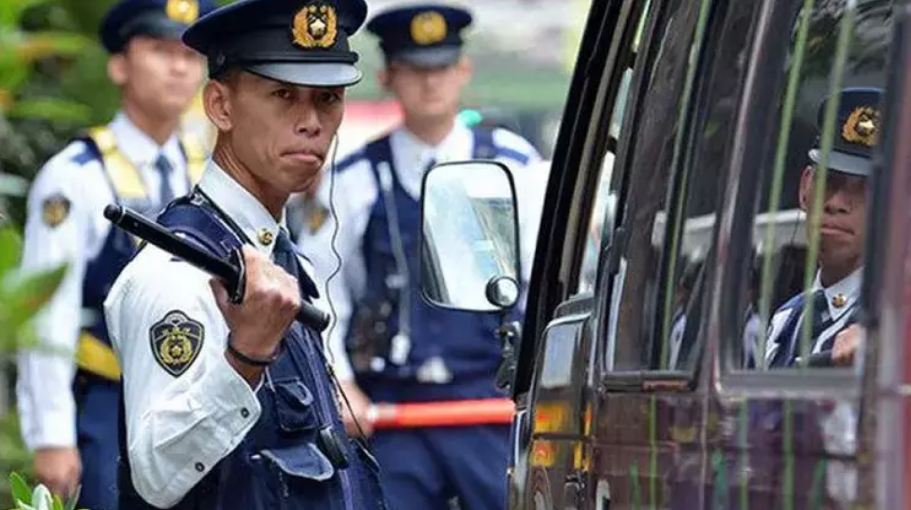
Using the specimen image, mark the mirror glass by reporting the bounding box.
[421,161,521,312]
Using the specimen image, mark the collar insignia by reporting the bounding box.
[411,11,447,46]
[293,2,338,49]
[150,311,204,377]
[842,106,879,147]
[832,293,847,308]
[166,0,199,24]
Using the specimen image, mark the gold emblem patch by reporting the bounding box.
[41,194,71,228]
[292,3,338,49]
[166,0,199,24]
[842,106,879,147]
[411,11,447,46]
[150,311,204,377]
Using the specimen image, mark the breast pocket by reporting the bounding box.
[273,379,318,433]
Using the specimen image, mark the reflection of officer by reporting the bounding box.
[763,87,879,368]
[298,4,542,510]
[104,1,386,509]
[16,0,212,506]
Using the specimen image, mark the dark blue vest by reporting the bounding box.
[77,137,195,351]
[349,128,521,403]
[118,194,386,510]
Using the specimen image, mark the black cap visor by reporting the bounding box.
[388,46,461,68]
[808,148,872,177]
[244,62,363,88]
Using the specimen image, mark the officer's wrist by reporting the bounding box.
[224,349,263,386]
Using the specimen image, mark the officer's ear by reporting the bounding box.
[798,165,814,211]
[203,77,234,132]
[456,56,473,84]
[107,53,128,87]
[377,68,391,93]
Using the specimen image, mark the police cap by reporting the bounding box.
[183,0,368,88]
[367,4,472,68]
[101,0,217,53]
[808,87,883,177]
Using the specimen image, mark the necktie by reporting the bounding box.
[155,154,176,206]
[809,289,833,341]
[273,229,300,281]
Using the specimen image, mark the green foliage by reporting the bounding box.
[3,472,86,510]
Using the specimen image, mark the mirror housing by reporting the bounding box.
[420,160,521,312]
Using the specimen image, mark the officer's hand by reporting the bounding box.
[832,324,864,366]
[211,246,300,367]
[339,380,374,438]
[33,446,81,499]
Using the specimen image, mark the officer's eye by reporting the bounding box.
[273,88,294,101]
[317,89,342,106]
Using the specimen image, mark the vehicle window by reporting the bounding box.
[575,2,649,295]
[733,0,891,371]
[603,0,715,372]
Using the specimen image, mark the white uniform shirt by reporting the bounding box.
[104,162,304,509]
[16,112,191,451]
[763,269,862,365]
[296,123,545,381]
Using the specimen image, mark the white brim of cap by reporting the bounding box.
[808,148,871,177]
[244,62,363,88]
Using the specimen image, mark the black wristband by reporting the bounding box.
[226,337,279,367]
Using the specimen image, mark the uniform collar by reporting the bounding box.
[110,111,183,169]
[813,268,862,319]
[197,162,285,256]
[391,121,472,167]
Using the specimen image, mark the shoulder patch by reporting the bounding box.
[41,193,71,228]
[149,310,204,377]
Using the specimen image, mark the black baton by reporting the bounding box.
[104,204,331,333]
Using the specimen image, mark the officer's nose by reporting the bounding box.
[294,96,322,137]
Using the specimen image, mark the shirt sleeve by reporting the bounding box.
[15,147,96,450]
[105,247,262,509]
[297,160,376,382]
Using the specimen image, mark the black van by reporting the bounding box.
[420,0,911,509]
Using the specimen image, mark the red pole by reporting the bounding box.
[369,398,515,429]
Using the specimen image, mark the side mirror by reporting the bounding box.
[420,160,521,312]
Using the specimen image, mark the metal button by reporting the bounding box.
[832,294,847,308]
[258,228,274,246]
[241,408,250,419]
[195,462,205,472]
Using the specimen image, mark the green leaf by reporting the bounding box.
[0,0,52,28]
[31,484,52,510]
[15,31,92,62]
[63,485,80,510]
[0,225,22,286]
[9,472,32,506]
[0,172,29,196]
[7,98,91,123]
[51,496,63,510]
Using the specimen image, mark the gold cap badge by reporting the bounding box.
[292,3,338,49]
[832,294,847,308]
[166,0,199,24]
[258,228,275,246]
[411,11,447,46]
[842,106,879,147]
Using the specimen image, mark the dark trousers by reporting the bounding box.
[74,374,120,510]
[370,425,510,510]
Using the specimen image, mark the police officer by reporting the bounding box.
[297,4,542,510]
[763,87,879,368]
[16,0,213,507]
[104,1,386,509]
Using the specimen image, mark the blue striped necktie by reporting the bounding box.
[155,154,175,206]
